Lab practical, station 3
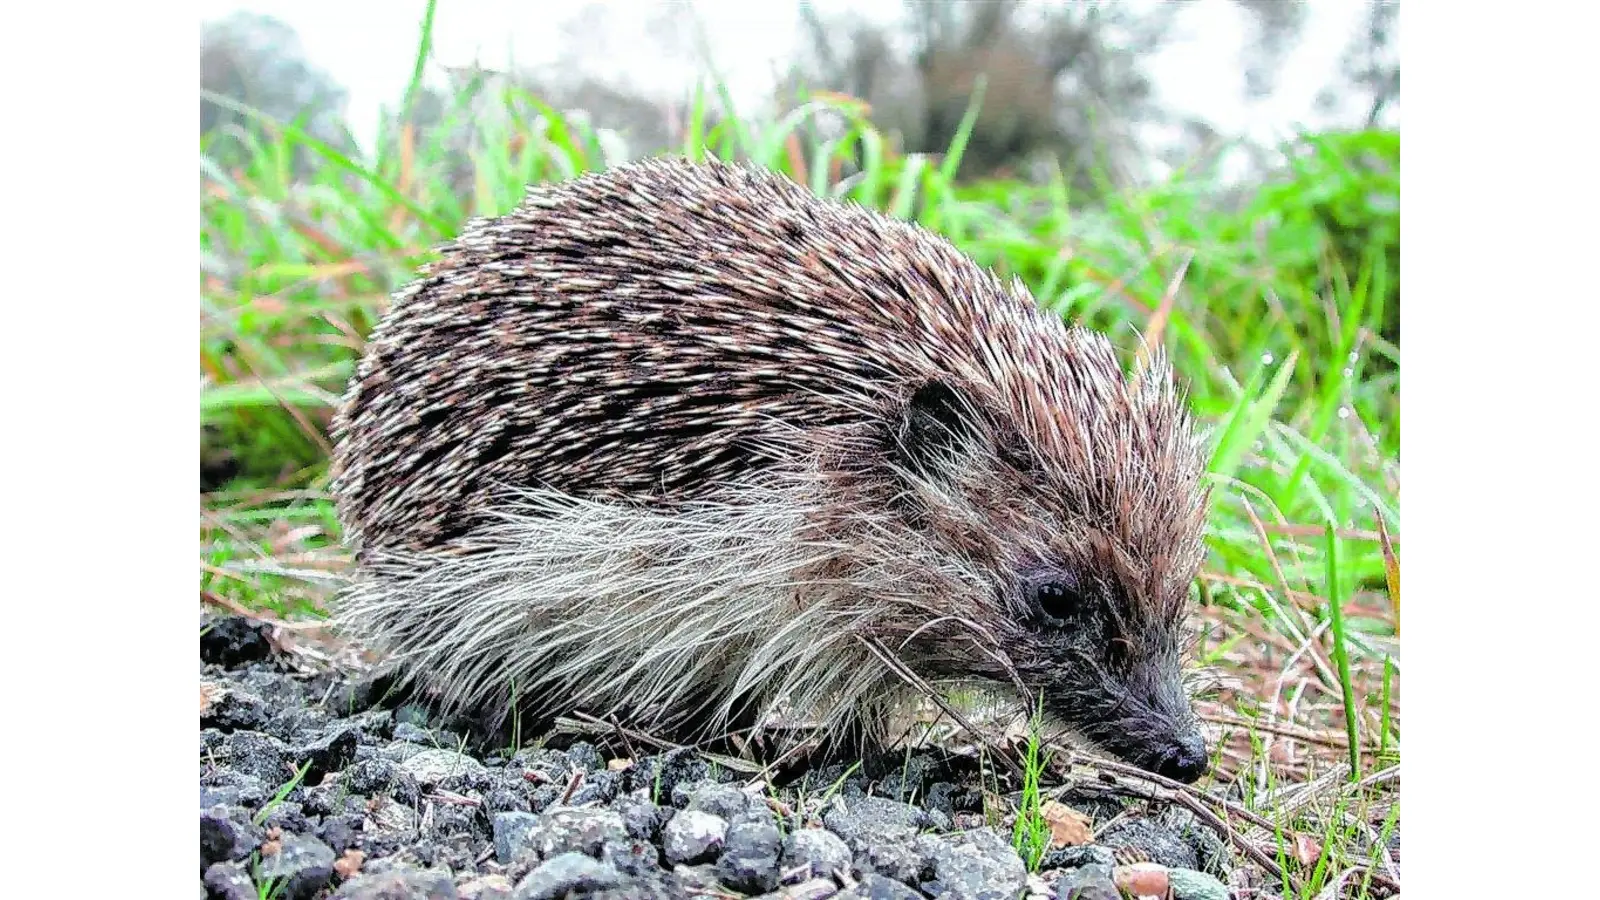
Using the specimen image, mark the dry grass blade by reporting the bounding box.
[1241,498,1341,691]
[1141,250,1193,355]
[1375,509,1400,635]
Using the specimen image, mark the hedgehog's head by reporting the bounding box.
[884,332,1210,782]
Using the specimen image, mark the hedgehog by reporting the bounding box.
[330,156,1212,782]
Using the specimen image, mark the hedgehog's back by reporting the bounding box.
[333,160,1013,556]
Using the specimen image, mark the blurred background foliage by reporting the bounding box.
[200,1,1399,655]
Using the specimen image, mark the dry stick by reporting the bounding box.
[1199,712,1354,749]
[743,732,826,791]
[857,635,1023,778]
[1055,748,1293,886]
[563,711,766,776]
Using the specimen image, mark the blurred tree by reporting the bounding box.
[200,12,356,173]
[1317,1,1400,128]
[1231,0,1309,99]
[374,0,682,184]
[785,0,1181,191]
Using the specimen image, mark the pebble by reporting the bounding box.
[491,811,541,865]
[680,780,752,821]
[915,827,1027,900]
[456,874,515,899]
[333,867,461,899]
[661,809,728,865]
[521,807,629,861]
[200,805,260,868]
[824,795,929,846]
[1055,861,1121,900]
[196,614,1270,899]
[1041,844,1116,871]
[1098,816,1200,870]
[838,873,925,899]
[400,748,487,786]
[1169,866,1232,900]
[717,820,784,893]
[1113,861,1170,896]
[783,827,853,882]
[255,833,336,900]
[511,852,622,899]
[202,861,256,900]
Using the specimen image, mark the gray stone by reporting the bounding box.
[716,821,784,894]
[661,809,728,865]
[564,742,604,773]
[823,795,930,847]
[1041,844,1117,872]
[455,875,515,900]
[600,838,661,878]
[200,805,259,868]
[364,795,420,836]
[566,769,619,807]
[401,749,486,786]
[837,873,924,899]
[914,827,1026,900]
[202,862,256,900]
[391,722,436,744]
[618,799,666,842]
[629,749,711,805]
[1169,867,1231,900]
[379,741,431,763]
[1055,862,1120,900]
[291,723,360,779]
[783,827,853,882]
[682,781,752,822]
[203,687,270,732]
[670,863,724,891]
[855,839,924,884]
[345,757,408,796]
[318,813,365,853]
[520,807,629,862]
[511,852,621,900]
[750,878,838,900]
[219,731,291,786]
[1158,806,1232,877]
[258,800,311,836]
[332,867,461,899]
[255,833,336,900]
[1098,817,1200,870]
[491,811,541,864]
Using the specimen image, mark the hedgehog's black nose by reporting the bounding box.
[1155,733,1209,783]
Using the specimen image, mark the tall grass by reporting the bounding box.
[198,11,1399,805]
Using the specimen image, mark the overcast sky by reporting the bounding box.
[198,0,1392,156]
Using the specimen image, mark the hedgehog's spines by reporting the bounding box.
[331,155,1209,773]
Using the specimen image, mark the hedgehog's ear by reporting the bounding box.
[895,379,983,480]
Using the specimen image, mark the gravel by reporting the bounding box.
[1054,862,1120,900]
[661,809,728,865]
[1097,815,1200,870]
[198,614,1269,899]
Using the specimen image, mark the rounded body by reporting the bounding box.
[332,158,1211,781]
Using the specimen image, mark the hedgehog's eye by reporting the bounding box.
[1032,578,1084,624]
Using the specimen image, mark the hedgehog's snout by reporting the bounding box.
[1094,708,1209,784]
[1046,649,1210,783]
[1152,730,1209,783]
[1119,717,1208,784]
